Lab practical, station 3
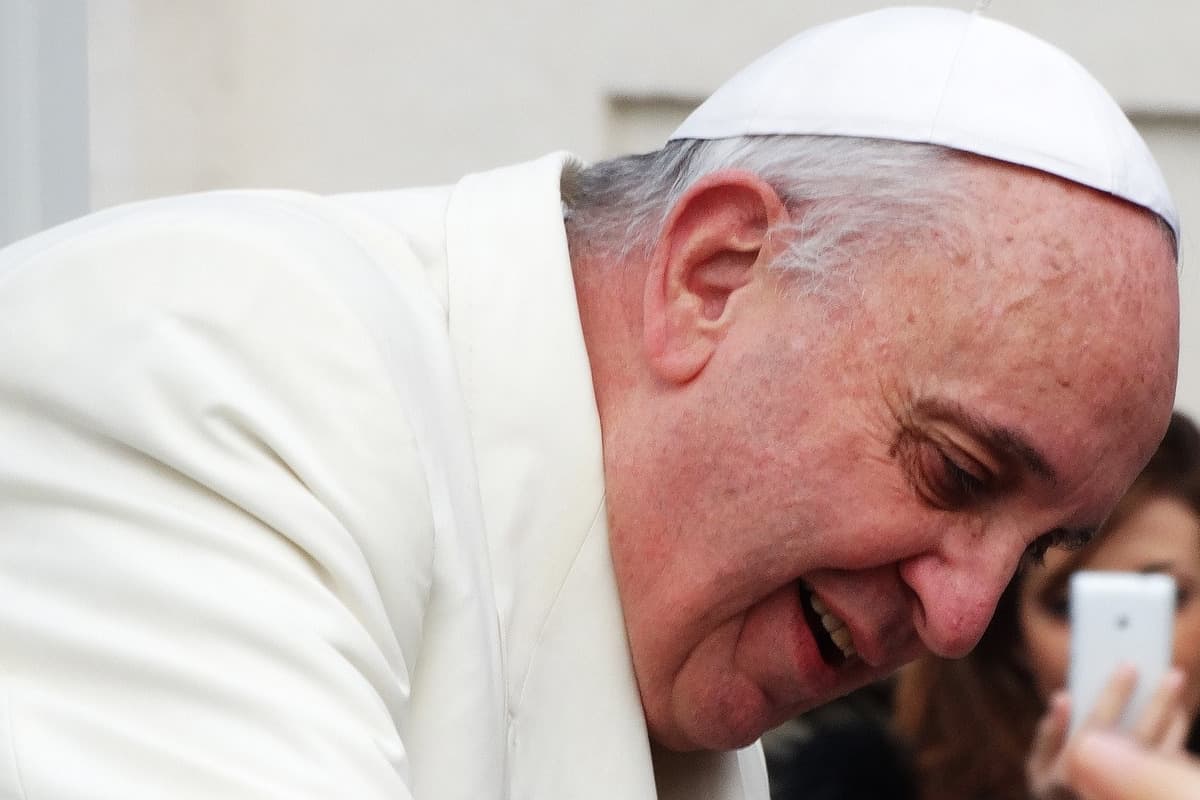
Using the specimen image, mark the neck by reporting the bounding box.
[569,247,648,430]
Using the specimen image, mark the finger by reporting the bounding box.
[1131,668,1185,744]
[1030,693,1072,772]
[1082,664,1137,729]
[1159,710,1190,755]
[1067,731,1200,800]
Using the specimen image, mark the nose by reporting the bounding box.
[898,529,1026,658]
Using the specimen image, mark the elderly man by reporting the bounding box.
[0,6,1181,800]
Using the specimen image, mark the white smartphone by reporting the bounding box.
[1069,571,1175,733]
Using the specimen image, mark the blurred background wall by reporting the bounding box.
[8,0,1200,412]
[1,0,88,246]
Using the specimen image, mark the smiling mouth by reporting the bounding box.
[798,582,857,666]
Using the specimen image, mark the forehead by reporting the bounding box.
[1087,496,1200,567]
[888,160,1176,334]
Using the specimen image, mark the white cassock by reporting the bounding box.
[0,153,768,800]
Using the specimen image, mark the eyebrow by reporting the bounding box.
[914,397,1058,484]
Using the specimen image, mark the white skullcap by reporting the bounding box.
[670,6,1180,240]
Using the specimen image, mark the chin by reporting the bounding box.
[648,687,778,752]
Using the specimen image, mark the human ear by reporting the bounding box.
[642,170,789,384]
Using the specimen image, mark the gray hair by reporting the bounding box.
[561,135,976,294]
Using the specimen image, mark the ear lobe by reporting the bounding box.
[643,170,789,384]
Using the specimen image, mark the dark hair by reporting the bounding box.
[1107,411,1200,528]
[892,411,1200,800]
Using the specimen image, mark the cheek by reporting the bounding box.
[784,445,936,570]
[1171,609,1200,714]
[1020,616,1071,700]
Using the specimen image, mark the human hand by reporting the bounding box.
[1026,666,1188,800]
[1065,731,1200,800]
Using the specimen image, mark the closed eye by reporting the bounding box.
[935,451,988,505]
[889,398,1051,512]
[903,436,993,510]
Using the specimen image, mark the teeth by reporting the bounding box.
[809,594,857,658]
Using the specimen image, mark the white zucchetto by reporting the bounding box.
[670,6,1179,239]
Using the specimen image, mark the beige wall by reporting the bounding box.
[86,0,1200,413]
[1139,116,1200,419]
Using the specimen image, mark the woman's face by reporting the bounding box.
[1017,494,1200,718]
